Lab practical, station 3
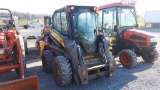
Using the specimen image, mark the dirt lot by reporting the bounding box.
[0,28,160,90]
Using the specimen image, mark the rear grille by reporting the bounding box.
[136,42,147,46]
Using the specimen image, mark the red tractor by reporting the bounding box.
[0,8,26,77]
[98,2,159,68]
[0,8,40,90]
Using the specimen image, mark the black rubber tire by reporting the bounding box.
[15,56,27,78]
[24,25,28,29]
[52,56,72,87]
[35,37,41,49]
[99,42,114,62]
[142,49,159,63]
[99,42,115,77]
[42,50,54,73]
[23,56,27,77]
[119,49,137,69]
[24,38,28,54]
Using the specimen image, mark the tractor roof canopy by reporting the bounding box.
[0,8,13,30]
[99,2,134,10]
[53,5,98,14]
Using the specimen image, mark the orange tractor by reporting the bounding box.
[0,8,39,90]
[98,2,159,68]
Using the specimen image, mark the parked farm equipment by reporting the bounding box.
[98,2,159,68]
[0,8,39,90]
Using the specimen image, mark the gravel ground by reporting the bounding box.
[0,28,160,90]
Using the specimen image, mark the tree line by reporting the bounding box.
[12,11,49,20]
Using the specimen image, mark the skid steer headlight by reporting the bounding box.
[150,38,157,42]
[0,49,5,54]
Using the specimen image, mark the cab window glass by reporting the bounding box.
[103,7,116,36]
[53,12,61,32]
[97,10,103,31]
[61,12,68,36]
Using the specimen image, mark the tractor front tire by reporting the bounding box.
[52,56,72,87]
[22,56,27,78]
[42,50,54,73]
[142,49,159,63]
[119,49,137,69]
[15,56,27,78]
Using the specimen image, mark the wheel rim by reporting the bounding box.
[55,63,61,80]
[54,62,62,85]
[121,53,131,65]
[42,55,47,71]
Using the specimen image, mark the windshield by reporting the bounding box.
[118,7,136,27]
[72,9,96,41]
[0,9,12,30]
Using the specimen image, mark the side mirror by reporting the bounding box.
[24,25,28,29]
[114,25,119,32]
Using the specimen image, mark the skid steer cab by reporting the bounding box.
[38,5,115,87]
[98,2,159,68]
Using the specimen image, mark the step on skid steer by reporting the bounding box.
[38,5,116,87]
[0,8,39,90]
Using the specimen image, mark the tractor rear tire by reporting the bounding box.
[42,50,54,73]
[119,49,137,69]
[142,49,159,63]
[24,38,28,54]
[52,56,72,87]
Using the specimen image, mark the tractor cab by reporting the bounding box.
[0,9,16,56]
[98,2,158,68]
[98,2,137,50]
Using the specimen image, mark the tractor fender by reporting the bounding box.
[39,41,49,55]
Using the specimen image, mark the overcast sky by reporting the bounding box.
[1,0,160,16]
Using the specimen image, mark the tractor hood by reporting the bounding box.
[124,29,156,39]
[123,29,157,48]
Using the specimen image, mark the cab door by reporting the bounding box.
[98,8,117,50]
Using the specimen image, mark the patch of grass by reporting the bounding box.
[18,19,38,26]
[0,21,5,25]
